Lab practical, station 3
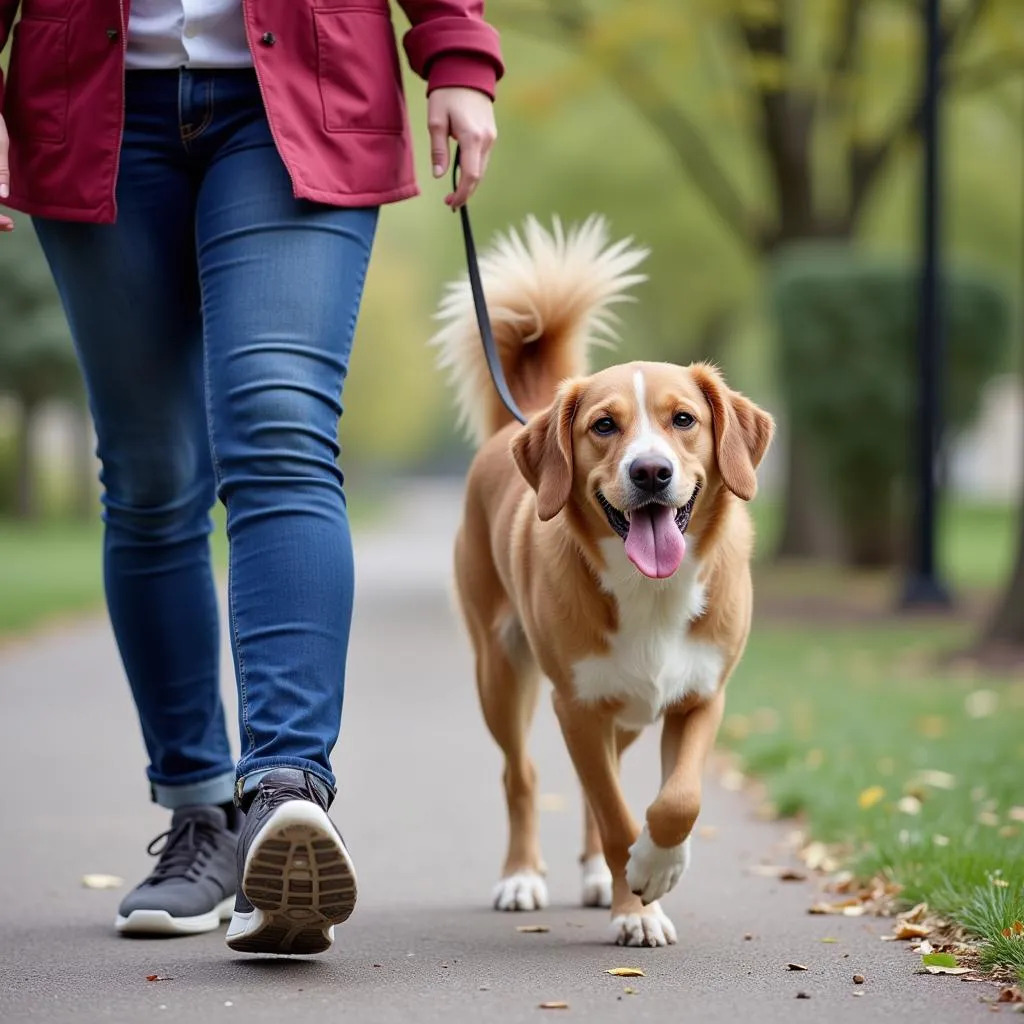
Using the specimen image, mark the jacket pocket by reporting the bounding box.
[5,16,70,145]
[313,6,405,134]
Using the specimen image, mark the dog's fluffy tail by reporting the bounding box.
[430,214,649,448]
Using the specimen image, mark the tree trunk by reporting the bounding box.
[14,398,38,521]
[70,403,97,521]
[773,432,842,560]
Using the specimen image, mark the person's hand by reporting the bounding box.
[0,114,13,232]
[427,86,497,210]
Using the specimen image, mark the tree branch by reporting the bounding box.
[496,0,763,252]
[846,0,993,224]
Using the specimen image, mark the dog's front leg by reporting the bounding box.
[626,689,726,906]
[552,691,677,947]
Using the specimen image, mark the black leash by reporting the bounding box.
[453,145,529,426]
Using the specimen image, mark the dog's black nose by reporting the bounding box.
[629,455,673,493]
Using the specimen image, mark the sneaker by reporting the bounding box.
[226,768,357,955]
[115,805,239,936]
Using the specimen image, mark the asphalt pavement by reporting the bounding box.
[0,480,998,1022]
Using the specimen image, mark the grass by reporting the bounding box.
[721,500,1024,983]
[0,488,383,637]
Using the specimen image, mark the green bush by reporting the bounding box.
[770,243,1011,567]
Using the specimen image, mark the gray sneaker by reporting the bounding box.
[226,768,357,955]
[115,805,240,936]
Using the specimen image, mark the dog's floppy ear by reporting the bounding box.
[693,364,774,502]
[511,381,582,522]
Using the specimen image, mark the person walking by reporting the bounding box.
[0,0,501,955]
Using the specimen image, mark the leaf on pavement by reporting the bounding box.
[924,966,971,976]
[786,963,810,972]
[606,967,645,977]
[623,987,637,995]
[883,921,930,941]
[538,1001,569,1010]
[922,953,959,969]
[82,874,124,890]
[517,925,551,933]
[750,864,807,881]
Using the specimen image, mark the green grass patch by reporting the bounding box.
[0,491,383,636]
[725,619,1024,982]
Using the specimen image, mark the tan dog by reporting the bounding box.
[431,216,774,947]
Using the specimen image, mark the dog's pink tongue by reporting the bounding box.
[624,505,686,579]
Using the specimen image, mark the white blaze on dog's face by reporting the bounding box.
[511,361,774,581]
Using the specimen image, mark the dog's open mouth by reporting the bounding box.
[597,484,702,580]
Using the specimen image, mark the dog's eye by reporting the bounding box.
[591,417,618,436]
[673,412,696,430]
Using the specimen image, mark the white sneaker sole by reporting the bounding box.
[225,800,357,955]
[115,896,235,936]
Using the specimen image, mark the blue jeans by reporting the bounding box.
[33,69,378,808]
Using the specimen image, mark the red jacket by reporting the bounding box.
[0,0,504,223]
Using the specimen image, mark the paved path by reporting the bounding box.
[0,482,995,1022]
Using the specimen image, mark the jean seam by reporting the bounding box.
[180,76,215,147]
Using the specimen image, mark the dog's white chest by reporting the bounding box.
[571,542,724,729]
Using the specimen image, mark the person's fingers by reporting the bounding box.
[478,129,497,191]
[427,97,451,180]
[0,117,12,231]
[447,131,483,209]
[0,115,10,201]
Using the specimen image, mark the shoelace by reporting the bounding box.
[144,817,220,883]
[259,777,327,812]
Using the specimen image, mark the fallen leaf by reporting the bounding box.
[997,989,1024,1004]
[899,902,929,924]
[820,938,839,944]
[538,1002,569,1010]
[795,991,811,999]
[787,963,810,972]
[924,966,971,976]
[145,975,173,983]
[858,786,886,810]
[82,874,124,890]
[750,865,807,881]
[623,987,637,996]
[922,953,959,969]
[965,689,999,718]
[916,715,947,739]
[884,922,930,941]
[517,925,551,933]
[605,967,645,977]
[809,897,863,915]
[853,974,865,985]
[913,770,957,791]
[919,940,935,955]
[897,796,922,816]
[843,906,867,917]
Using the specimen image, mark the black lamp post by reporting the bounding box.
[901,0,953,610]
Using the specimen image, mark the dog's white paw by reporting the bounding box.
[608,902,677,947]
[580,854,612,908]
[492,871,549,912]
[625,826,691,904]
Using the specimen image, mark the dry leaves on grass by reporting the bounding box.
[605,968,645,977]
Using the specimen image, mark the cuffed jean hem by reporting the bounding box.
[150,770,237,809]
[234,758,337,807]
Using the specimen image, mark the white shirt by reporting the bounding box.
[125,0,252,71]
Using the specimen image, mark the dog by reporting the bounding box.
[430,216,774,947]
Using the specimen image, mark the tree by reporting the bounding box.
[489,0,1024,558]
[0,219,83,519]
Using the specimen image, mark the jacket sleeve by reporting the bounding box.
[0,0,23,106]
[396,0,504,100]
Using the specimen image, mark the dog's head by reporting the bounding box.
[510,361,774,580]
